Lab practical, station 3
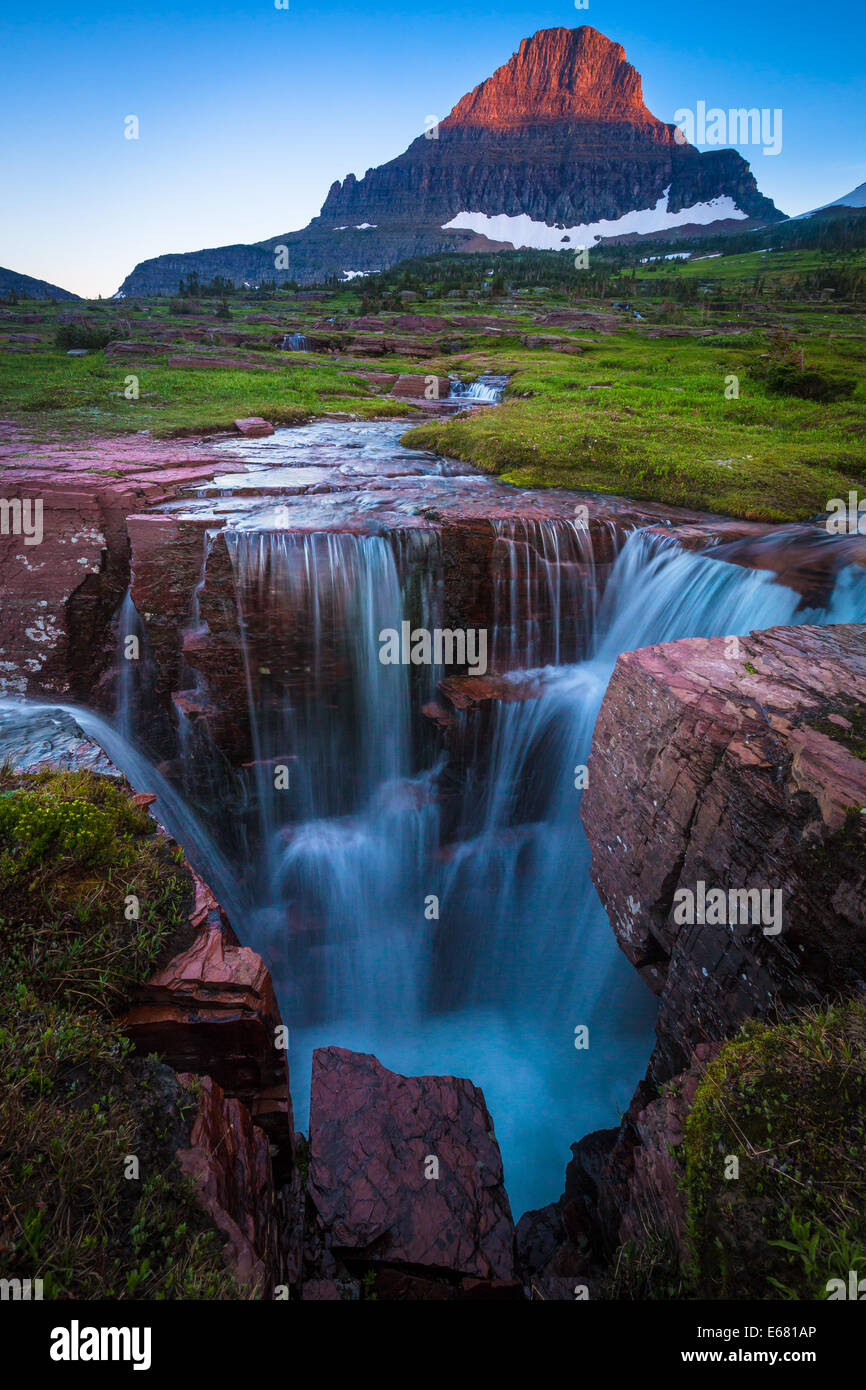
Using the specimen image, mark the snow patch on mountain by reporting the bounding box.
[443,190,747,249]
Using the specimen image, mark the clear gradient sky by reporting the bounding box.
[2,1,864,298]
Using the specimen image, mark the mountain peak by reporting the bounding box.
[442,26,664,131]
[119,25,784,295]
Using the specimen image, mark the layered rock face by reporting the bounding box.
[581,622,866,1083]
[0,436,227,701]
[118,26,781,294]
[121,871,294,1162]
[115,827,296,1289]
[526,620,866,1298]
[320,27,775,230]
[177,1072,284,1292]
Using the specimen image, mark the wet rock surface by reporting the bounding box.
[582,621,866,1082]
[121,871,294,1163]
[111,416,728,765]
[234,416,275,436]
[0,702,120,775]
[304,1047,517,1294]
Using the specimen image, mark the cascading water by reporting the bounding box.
[449,373,507,403]
[6,397,866,1218]
[280,333,310,351]
[491,517,615,670]
[417,531,866,1208]
[223,526,441,1023]
[447,378,508,405]
[591,530,866,659]
[114,588,147,742]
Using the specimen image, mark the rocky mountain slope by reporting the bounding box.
[804,180,866,215]
[0,264,80,300]
[118,26,782,295]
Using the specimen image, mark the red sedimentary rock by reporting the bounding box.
[233,416,275,437]
[307,1047,515,1286]
[390,373,450,399]
[581,622,866,1082]
[121,870,294,1158]
[177,1073,279,1293]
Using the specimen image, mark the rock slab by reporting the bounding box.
[307,1047,515,1283]
[581,622,866,1081]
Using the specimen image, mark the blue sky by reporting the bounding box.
[2,0,863,297]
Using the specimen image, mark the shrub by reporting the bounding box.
[753,327,857,402]
[760,362,857,403]
[0,772,189,1011]
[0,792,113,867]
[55,322,125,350]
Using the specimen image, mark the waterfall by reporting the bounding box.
[228,520,865,1213]
[490,517,614,670]
[448,374,506,403]
[280,332,310,351]
[175,528,235,810]
[6,495,866,1218]
[435,531,866,1009]
[590,530,863,661]
[114,588,147,741]
[223,526,439,1022]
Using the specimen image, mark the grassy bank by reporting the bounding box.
[0,350,412,440]
[2,238,865,519]
[682,1000,866,1300]
[609,1000,866,1300]
[403,332,866,521]
[0,769,238,1299]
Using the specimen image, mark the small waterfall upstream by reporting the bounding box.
[449,373,507,403]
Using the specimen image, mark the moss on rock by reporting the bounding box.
[0,769,237,1299]
[681,1000,866,1299]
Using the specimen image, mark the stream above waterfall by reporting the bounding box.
[4,389,866,1219]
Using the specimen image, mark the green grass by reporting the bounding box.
[0,350,412,439]
[632,245,866,286]
[0,769,239,1299]
[681,1001,866,1300]
[603,1000,866,1301]
[2,252,865,519]
[402,329,866,520]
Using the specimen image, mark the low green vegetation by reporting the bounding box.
[609,1000,866,1300]
[683,1001,866,1300]
[0,769,238,1299]
[403,325,866,520]
[1,351,411,439]
[1,216,864,519]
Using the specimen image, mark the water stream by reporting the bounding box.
[4,390,866,1218]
